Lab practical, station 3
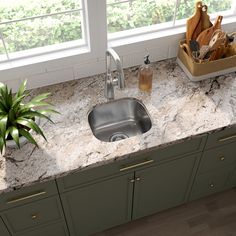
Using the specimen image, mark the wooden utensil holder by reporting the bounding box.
[177,39,236,81]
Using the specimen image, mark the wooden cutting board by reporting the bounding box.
[186,1,202,46]
[196,15,223,48]
[191,4,212,41]
[201,5,212,31]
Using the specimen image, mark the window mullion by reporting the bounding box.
[86,0,107,58]
[173,0,180,26]
[0,31,9,60]
[233,1,236,14]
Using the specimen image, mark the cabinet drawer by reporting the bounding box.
[0,180,58,211]
[205,126,236,149]
[15,221,69,236]
[2,196,63,234]
[198,142,236,174]
[189,166,233,201]
[57,135,206,192]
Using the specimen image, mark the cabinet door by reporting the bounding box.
[189,166,234,201]
[61,173,134,236]
[0,217,10,236]
[133,154,198,219]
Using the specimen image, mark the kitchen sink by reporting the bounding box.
[88,97,152,142]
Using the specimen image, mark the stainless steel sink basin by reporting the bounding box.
[88,97,152,142]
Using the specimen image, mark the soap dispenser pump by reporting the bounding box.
[138,55,153,92]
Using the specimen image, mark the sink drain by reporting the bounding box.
[109,132,129,142]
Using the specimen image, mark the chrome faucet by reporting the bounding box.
[105,48,125,101]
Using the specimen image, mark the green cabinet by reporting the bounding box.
[57,135,206,236]
[2,196,67,235]
[0,180,69,236]
[61,173,134,236]
[60,153,199,236]
[189,130,236,201]
[133,154,198,219]
[0,217,10,236]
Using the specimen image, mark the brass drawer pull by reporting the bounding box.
[120,160,154,172]
[218,134,236,142]
[7,191,46,204]
[209,183,214,188]
[219,156,225,161]
[31,214,38,220]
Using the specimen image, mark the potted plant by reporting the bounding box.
[0,80,58,153]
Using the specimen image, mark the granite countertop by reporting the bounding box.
[0,58,236,194]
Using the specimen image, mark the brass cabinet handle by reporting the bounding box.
[7,191,46,204]
[120,160,154,172]
[218,134,236,142]
[129,178,141,183]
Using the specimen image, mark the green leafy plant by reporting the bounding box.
[0,80,58,153]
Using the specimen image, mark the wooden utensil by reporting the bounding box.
[209,31,227,61]
[201,5,212,31]
[191,4,212,42]
[196,15,223,48]
[186,1,202,46]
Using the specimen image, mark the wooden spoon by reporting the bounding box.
[186,1,202,46]
[196,15,223,48]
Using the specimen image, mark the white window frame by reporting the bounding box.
[0,0,236,91]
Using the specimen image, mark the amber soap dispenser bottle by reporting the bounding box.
[138,55,153,92]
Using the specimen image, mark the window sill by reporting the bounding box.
[0,45,90,71]
[109,15,236,48]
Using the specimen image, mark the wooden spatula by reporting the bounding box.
[186,1,202,46]
[196,15,223,48]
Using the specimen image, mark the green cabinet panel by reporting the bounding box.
[189,166,234,201]
[61,173,134,236]
[228,166,236,188]
[198,142,236,174]
[0,217,10,236]
[133,154,198,219]
[2,196,64,234]
[15,221,69,236]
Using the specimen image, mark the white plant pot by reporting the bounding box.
[6,117,40,149]
[6,136,28,148]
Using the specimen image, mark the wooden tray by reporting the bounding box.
[177,39,236,81]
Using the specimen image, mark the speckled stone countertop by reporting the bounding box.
[0,59,236,193]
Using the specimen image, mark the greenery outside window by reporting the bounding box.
[0,0,84,61]
[107,0,234,39]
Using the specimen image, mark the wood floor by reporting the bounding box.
[94,188,236,236]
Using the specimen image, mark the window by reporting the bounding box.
[0,0,85,61]
[107,0,234,39]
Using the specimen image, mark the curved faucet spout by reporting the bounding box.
[105,48,125,101]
